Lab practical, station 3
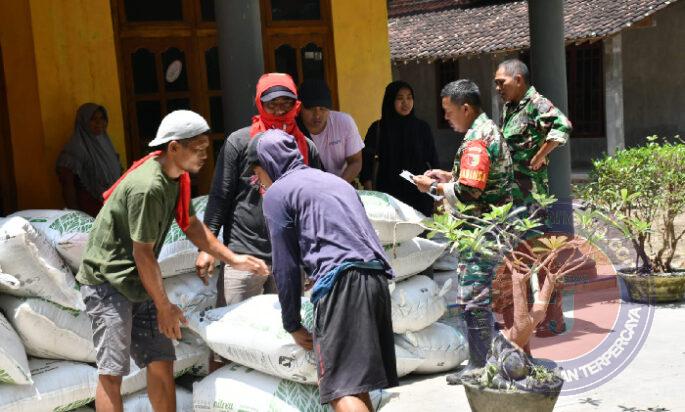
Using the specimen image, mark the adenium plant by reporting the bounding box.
[425,193,594,348]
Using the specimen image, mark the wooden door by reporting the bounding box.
[260,0,338,108]
[0,45,17,215]
[112,0,219,194]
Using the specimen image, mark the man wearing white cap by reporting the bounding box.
[77,110,269,412]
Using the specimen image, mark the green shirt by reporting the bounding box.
[444,112,514,216]
[76,158,196,302]
[501,86,572,179]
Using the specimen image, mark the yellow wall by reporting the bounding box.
[0,0,52,209]
[330,0,392,137]
[0,0,125,210]
[29,0,127,204]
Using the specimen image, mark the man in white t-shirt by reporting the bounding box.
[298,79,364,183]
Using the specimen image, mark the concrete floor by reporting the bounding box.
[383,302,685,412]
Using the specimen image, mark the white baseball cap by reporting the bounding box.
[148,110,210,147]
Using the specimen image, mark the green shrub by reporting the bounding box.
[576,136,685,272]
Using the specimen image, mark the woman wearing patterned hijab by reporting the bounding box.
[56,103,122,217]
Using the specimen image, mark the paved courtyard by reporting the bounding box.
[384,302,685,412]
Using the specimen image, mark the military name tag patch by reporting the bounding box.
[458,140,490,190]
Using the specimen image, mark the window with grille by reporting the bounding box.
[566,42,605,138]
[436,59,459,129]
[519,44,605,138]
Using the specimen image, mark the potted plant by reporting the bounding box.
[427,195,595,412]
[576,137,685,303]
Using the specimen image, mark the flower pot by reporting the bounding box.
[462,373,563,412]
[617,271,685,303]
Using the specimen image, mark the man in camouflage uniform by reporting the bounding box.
[494,59,572,338]
[414,79,513,385]
[495,59,572,207]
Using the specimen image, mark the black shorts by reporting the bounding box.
[313,268,399,404]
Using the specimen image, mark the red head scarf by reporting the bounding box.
[249,73,309,165]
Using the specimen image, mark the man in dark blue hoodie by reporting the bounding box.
[248,129,398,411]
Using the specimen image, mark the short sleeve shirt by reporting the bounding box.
[76,158,196,302]
[445,113,513,216]
[310,111,364,177]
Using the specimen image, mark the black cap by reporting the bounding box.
[246,132,263,167]
[260,85,297,102]
[298,79,332,109]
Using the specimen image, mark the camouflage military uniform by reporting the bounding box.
[444,112,514,216]
[501,86,572,206]
[500,87,571,336]
[444,112,514,310]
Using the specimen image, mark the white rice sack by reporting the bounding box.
[0,217,84,310]
[123,387,193,412]
[9,209,93,272]
[394,344,423,378]
[164,272,217,319]
[0,296,95,362]
[0,311,32,385]
[0,271,21,290]
[432,250,459,271]
[159,196,221,278]
[433,270,460,308]
[395,322,468,374]
[187,294,318,384]
[390,275,450,334]
[0,359,97,412]
[385,237,446,281]
[358,190,426,244]
[193,362,390,412]
[429,232,459,271]
[121,340,209,395]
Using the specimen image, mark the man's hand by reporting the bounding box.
[229,254,270,276]
[291,327,313,351]
[529,154,547,171]
[157,302,187,340]
[530,141,558,171]
[413,175,436,193]
[424,169,452,183]
[195,251,216,285]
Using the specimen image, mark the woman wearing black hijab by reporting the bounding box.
[361,81,439,216]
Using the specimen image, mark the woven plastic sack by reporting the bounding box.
[0,217,83,310]
[395,322,468,374]
[193,362,389,412]
[9,209,94,272]
[0,311,32,385]
[187,294,317,384]
[358,190,426,244]
[0,359,97,412]
[390,275,451,334]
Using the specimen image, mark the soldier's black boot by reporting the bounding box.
[446,308,493,385]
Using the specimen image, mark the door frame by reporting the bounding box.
[0,44,18,215]
[110,0,219,193]
[260,0,339,109]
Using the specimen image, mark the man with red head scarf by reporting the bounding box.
[196,73,321,370]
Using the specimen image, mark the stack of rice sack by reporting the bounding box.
[428,230,464,328]
[358,191,468,377]
[187,295,392,411]
[0,196,214,411]
[122,190,463,410]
